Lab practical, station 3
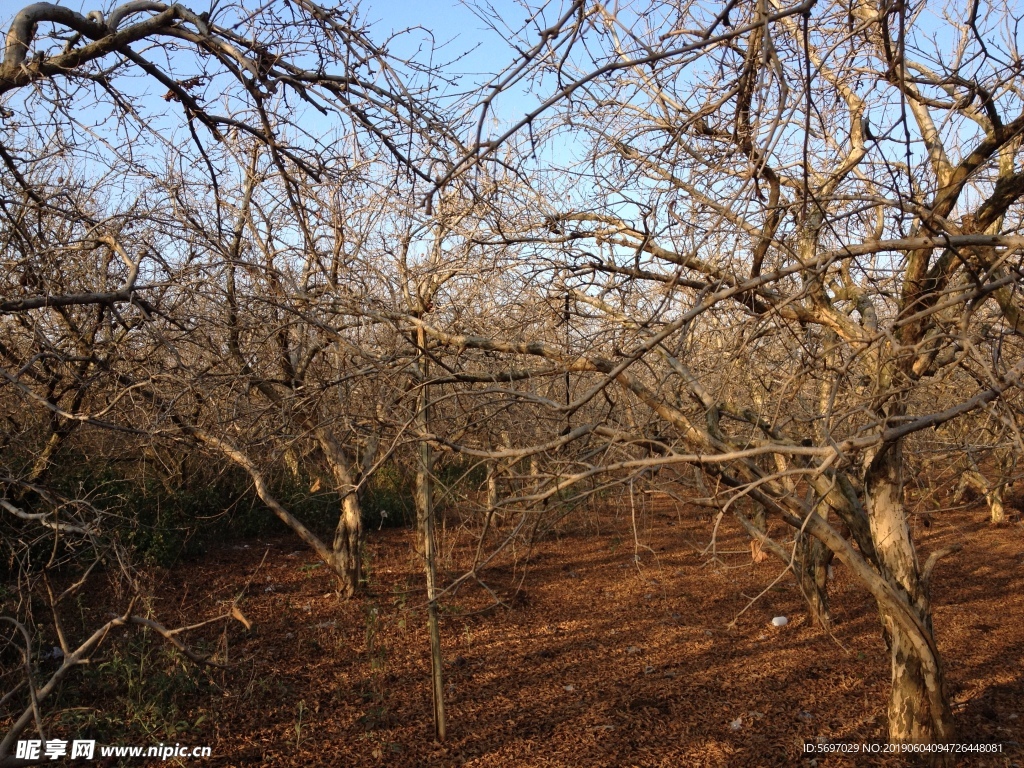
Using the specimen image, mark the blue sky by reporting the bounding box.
[366,0,520,69]
[364,0,569,125]
[0,0,530,88]
[0,0,552,150]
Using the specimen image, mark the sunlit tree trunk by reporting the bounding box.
[864,441,952,744]
[956,451,1014,524]
[316,430,365,598]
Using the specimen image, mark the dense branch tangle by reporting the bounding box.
[398,0,1024,746]
[0,0,466,755]
[3,0,1024,753]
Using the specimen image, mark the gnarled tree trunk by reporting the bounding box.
[332,491,363,598]
[864,442,952,744]
[317,429,369,598]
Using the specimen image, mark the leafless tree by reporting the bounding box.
[0,0,466,753]
[5,0,1024,753]
[394,0,1024,746]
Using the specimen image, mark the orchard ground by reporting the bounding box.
[42,496,1024,767]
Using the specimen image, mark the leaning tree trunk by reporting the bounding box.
[864,441,953,744]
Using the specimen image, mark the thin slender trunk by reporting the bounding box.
[195,430,337,574]
[416,325,446,742]
[473,461,500,569]
[487,462,499,514]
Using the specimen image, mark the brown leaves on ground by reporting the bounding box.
[48,504,1024,766]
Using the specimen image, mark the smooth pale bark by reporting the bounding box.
[317,429,366,598]
[864,442,952,744]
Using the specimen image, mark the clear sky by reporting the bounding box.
[0,0,551,141]
[363,0,561,121]
[0,0,530,86]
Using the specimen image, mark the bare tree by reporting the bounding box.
[0,0,466,752]
[6,0,1024,753]
[395,0,1024,746]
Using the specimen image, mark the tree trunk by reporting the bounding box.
[487,462,499,516]
[749,503,768,562]
[317,429,364,598]
[987,483,1007,525]
[416,324,446,741]
[766,449,831,626]
[795,526,832,629]
[472,461,500,570]
[799,350,834,629]
[332,491,362,598]
[956,452,1013,524]
[864,442,953,744]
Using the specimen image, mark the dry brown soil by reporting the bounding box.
[51,501,1024,766]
